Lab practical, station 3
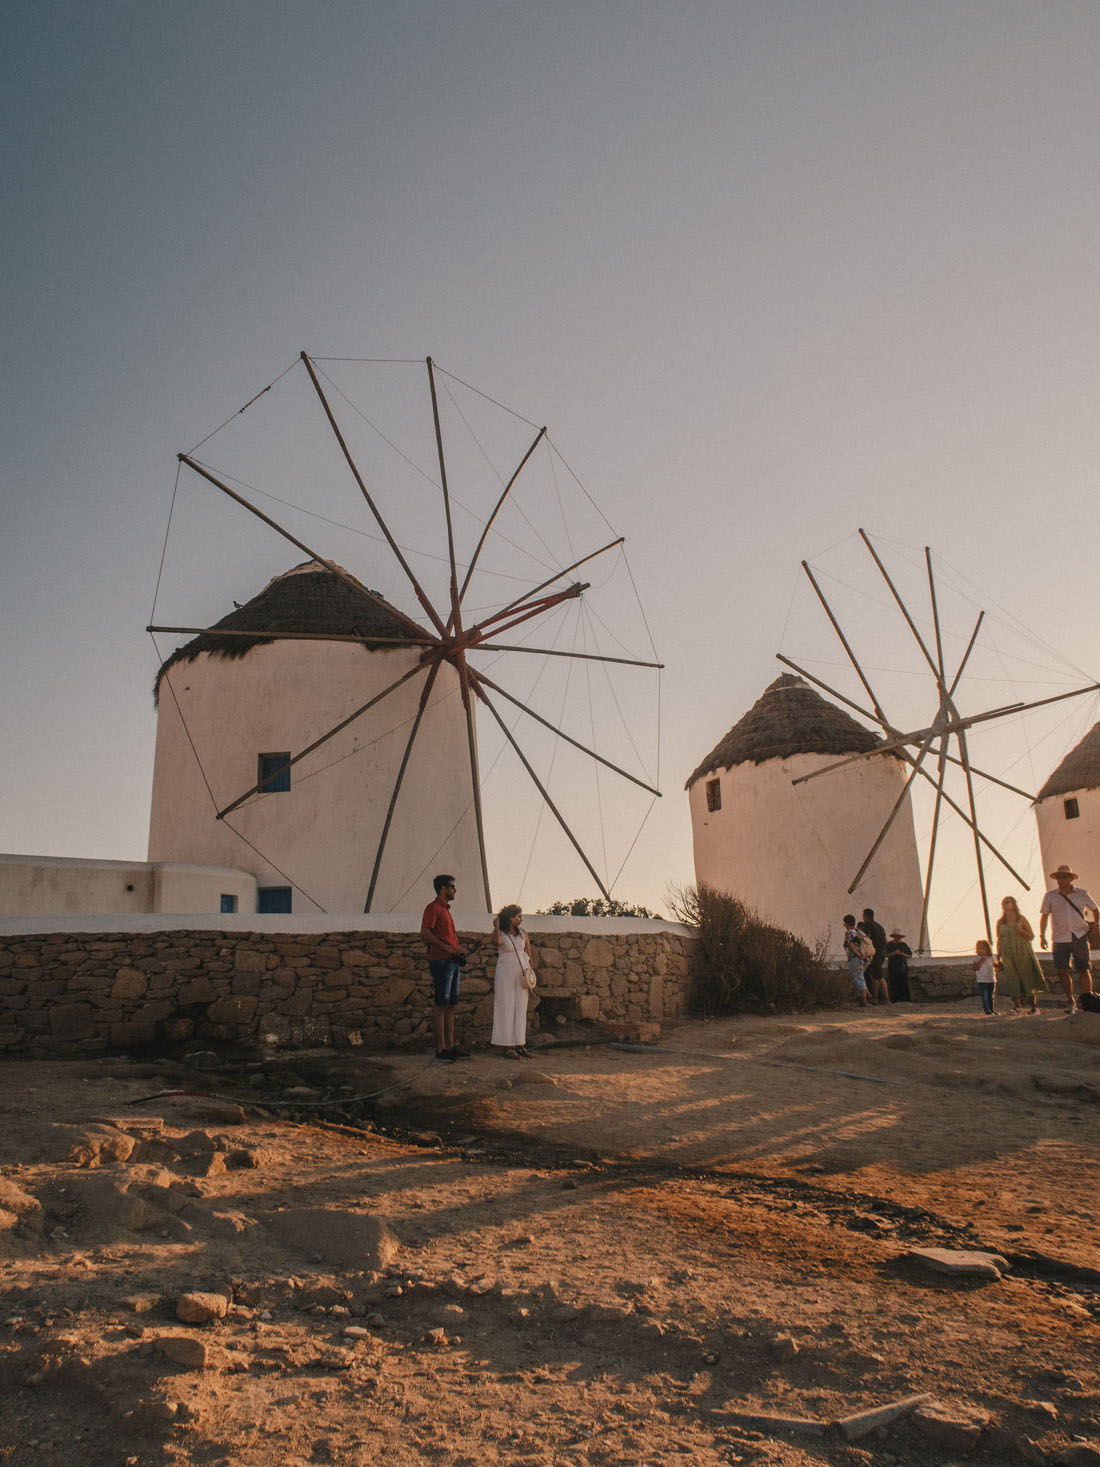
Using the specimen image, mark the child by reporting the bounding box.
[843,914,869,1007]
[972,938,997,1015]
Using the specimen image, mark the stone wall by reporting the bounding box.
[0,925,696,1057]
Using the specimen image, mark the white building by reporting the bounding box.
[148,562,482,915]
[1035,721,1100,894]
[686,674,925,952]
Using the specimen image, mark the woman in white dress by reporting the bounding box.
[491,904,535,1058]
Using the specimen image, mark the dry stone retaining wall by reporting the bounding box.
[0,926,695,1057]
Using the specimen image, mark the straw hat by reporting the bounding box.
[1050,864,1078,881]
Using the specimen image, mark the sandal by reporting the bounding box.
[517,1046,534,1058]
[503,1048,521,1059]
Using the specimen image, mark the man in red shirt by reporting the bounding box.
[421,874,467,1061]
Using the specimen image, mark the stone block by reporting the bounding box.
[112,967,147,1001]
[376,978,417,1006]
[50,1003,95,1041]
[582,937,615,968]
[234,949,267,973]
[207,995,257,1024]
[577,994,600,1021]
[178,977,218,1004]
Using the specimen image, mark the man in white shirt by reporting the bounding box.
[1039,864,1098,1013]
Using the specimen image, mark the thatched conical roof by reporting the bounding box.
[685,674,886,788]
[1037,722,1100,801]
[154,562,427,698]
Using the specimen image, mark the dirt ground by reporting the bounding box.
[2,997,1099,1466]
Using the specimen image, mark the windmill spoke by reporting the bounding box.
[801,561,891,725]
[948,611,984,697]
[178,454,434,643]
[364,661,443,912]
[472,669,661,795]
[300,352,449,637]
[458,425,547,605]
[477,643,663,668]
[938,752,1035,801]
[846,727,940,893]
[464,583,588,647]
[215,663,427,820]
[426,356,463,636]
[918,747,948,953]
[474,683,612,901]
[775,655,889,731]
[905,756,1030,886]
[955,725,992,941]
[491,538,625,624]
[859,530,943,687]
[456,657,493,912]
[925,545,949,691]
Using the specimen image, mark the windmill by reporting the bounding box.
[148,353,662,914]
[778,530,1100,950]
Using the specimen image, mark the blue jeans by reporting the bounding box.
[978,982,995,1015]
[430,958,461,1007]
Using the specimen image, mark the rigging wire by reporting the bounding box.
[186,358,300,456]
[149,461,182,624]
[430,361,541,431]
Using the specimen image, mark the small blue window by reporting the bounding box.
[258,886,292,914]
[258,752,291,793]
[220,894,238,914]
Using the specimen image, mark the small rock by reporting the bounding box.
[176,1292,229,1324]
[342,1326,373,1339]
[157,1335,210,1369]
[122,1294,161,1315]
[907,1247,1008,1281]
[773,1335,799,1359]
[912,1402,989,1451]
[423,1327,447,1344]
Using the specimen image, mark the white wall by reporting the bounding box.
[148,640,482,914]
[689,752,925,953]
[0,854,256,917]
[1036,787,1100,900]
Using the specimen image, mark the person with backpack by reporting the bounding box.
[859,907,890,1005]
[843,914,870,1006]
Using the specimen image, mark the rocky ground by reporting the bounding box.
[2,998,1100,1466]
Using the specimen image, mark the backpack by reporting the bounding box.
[856,930,876,962]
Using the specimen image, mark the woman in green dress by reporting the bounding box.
[995,896,1047,1013]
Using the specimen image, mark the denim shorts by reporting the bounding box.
[1052,937,1091,973]
[429,958,461,1006]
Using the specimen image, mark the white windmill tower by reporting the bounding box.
[1035,723,1100,896]
[686,673,924,951]
[149,561,481,913]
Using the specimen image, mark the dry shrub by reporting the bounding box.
[668,881,848,1014]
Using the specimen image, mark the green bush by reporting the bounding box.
[538,896,660,919]
[668,882,849,1015]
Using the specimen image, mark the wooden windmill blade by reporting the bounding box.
[780,530,1100,952]
[151,353,663,917]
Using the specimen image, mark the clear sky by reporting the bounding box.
[4,2,1100,950]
